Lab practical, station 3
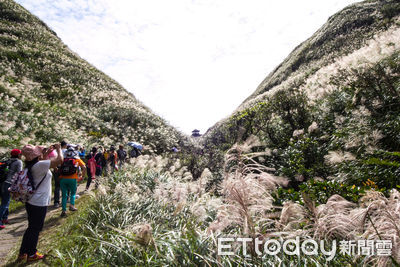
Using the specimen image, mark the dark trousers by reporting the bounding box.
[19,202,47,256]
[53,171,60,204]
[86,167,93,189]
[0,182,11,222]
[86,167,100,189]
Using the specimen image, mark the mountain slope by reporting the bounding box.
[242,0,400,106]
[201,0,400,189]
[0,0,189,155]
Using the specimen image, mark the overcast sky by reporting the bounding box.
[16,0,361,135]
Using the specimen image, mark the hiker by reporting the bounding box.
[61,140,68,157]
[129,146,142,158]
[86,146,106,190]
[103,147,109,175]
[78,145,86,159]
[59,147,86,217]
[85,147,98,191]
[96,146,107,187]
[53,140,68,208]
[97,146,107,177]
[117,144,127,170]
[0,149,22,229]
[129,144,142,158]
[18,144,63,262]
[108,146,118,174]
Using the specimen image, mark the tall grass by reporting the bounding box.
[40,147,400,266]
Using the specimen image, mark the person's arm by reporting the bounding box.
[10,160,22,173]
[17,160,22,172]
[50,144,63,169]
[79,160,87,178]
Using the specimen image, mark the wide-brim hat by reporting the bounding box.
[22,144,45,161]
[65,148,79,159]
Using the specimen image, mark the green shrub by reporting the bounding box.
[273,179,367,206]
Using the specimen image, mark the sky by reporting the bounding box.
[15,0,361,135]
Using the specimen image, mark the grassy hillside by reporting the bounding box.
[0,0,190,155]
[242,0,400,104]
[201,0,400,191]
[2,1,400,266]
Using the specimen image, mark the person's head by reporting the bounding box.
[110,146,115,152]
[119,144,124,150]
[10,149,22,159]
[67,144,77,150]
[91,147,97,153]
[65,147,79,159]
[60,140,67,148]
[21,144,45,163]
[42,146,58,160]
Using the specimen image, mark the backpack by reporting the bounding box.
[117,150,127,160]
[60,158,78,176]
[130,149,137,158]
[0,159,12,183]
[8,168,46,203]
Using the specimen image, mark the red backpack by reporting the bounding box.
[87,153,97,179]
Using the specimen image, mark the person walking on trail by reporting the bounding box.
[18,144,63,262]
[60,140,68,157]
[53,140,67,208]
[78,145,86,159]
[117,144,127,170]
[108,146,118,174]
[0,149,22,229]
[103,147,109,175]
[59,147,86,217]
[94,146,106,188]
[85,147,98,191]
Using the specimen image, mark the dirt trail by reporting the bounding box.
[0,183,87,265]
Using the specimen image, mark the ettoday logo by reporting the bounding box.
[217,237,392,260]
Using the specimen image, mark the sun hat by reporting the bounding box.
[65,147,79,159]
[10,149,22,157]
[67,144,77,150]
[21,145,45,161]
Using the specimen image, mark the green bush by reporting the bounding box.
[273,179,368,206]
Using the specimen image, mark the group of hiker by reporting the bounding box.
[0,140,142,262]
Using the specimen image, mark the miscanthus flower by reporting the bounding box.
[324,151,356,165]
[314,189,400,266]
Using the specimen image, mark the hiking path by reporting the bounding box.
[0,183,87,265]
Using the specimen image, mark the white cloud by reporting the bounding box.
[16,0,361,134]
